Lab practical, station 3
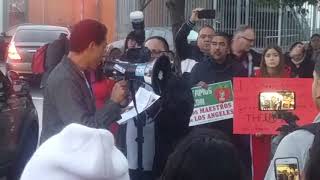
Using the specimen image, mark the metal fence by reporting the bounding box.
[116,0,320,51]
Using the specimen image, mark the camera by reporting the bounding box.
[103,11,172,95]
[130,11,145,46]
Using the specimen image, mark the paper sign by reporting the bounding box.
[233,78,318,135]
[117,87,160,124]
[189,81,234,126]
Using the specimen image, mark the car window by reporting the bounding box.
[14,29,67,43]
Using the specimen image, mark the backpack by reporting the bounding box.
[271,122,320,160]
[31,44,49,74]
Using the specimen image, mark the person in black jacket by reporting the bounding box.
[231,25,261,77]
[190,32,247,87]
[190,32,246,135]
[40,33,69,88]
[286,41,314,78]
[190,32,252,179]
[175,8,215,62]
[190,32,247,135]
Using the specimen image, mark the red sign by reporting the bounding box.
[233,78,318,135]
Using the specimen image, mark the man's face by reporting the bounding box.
[311,36,320,50]
[127,39,138,49]
[312,71,320,110]
[210,36,229,63]
[234,29,255,53]
[289,45,305,62]
[145,38,167,60]
[197,27,215,54]
[88,39,108,70]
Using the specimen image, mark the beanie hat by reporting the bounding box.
[21,123,129,180]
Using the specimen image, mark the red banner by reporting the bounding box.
[233,78,318,135]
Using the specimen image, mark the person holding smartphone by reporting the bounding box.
[264,60,320,180]
[176,8,215,80]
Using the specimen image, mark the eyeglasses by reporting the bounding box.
[241,36,255,43]
[149,50,175,62]
[150,50,174,58]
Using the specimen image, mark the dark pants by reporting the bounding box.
[129,169,154,180]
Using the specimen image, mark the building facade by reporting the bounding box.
[116,0,320,50]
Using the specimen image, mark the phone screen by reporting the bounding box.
[275,158,300,180]
[259,91,295,111]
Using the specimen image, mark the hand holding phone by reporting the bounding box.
[274,157,300,180]
[190,8,204,23]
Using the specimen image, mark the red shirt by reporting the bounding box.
[90,75,119,135]
[92,79,115,109]
[254,66,291,78]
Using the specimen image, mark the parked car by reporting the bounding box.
[6,25,70,78]
[0,70,39,180]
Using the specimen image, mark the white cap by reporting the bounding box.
[21,123,129,180]
[130,11,144,23]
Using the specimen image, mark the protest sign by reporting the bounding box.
[233,78,317,135]
[189,81,233,126]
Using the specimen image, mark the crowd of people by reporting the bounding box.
[14,7,320,180]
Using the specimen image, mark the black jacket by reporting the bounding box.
[232,49,261,77]
[189,55,247,135]
[175,20,208,62]
[190,55,247,86]
[285,54,314,78]
[40,37,69,88]
[152,74,194,177]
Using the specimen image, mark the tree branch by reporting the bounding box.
[141,0,154,11]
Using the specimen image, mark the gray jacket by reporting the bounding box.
[264,113,320,180]
[40,56,121,144]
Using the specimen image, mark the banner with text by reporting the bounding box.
[189,81,233,126]
[233,78,317,135]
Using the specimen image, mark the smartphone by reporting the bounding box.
[259,91,295,111]
[274,157,300,180]
[198,9,216,19]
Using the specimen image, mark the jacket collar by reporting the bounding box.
[62,56,86,80]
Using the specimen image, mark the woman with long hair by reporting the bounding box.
[252,45,290,180]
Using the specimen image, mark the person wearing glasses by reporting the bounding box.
[124,36,194,180]
[231,25,261,77]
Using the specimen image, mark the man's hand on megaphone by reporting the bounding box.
[110,80,129,104]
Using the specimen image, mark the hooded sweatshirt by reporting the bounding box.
[264,113,320,180]
[21,123,129,180]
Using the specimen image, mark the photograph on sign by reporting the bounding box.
[233,77,317,135]
[259,91,295,111]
